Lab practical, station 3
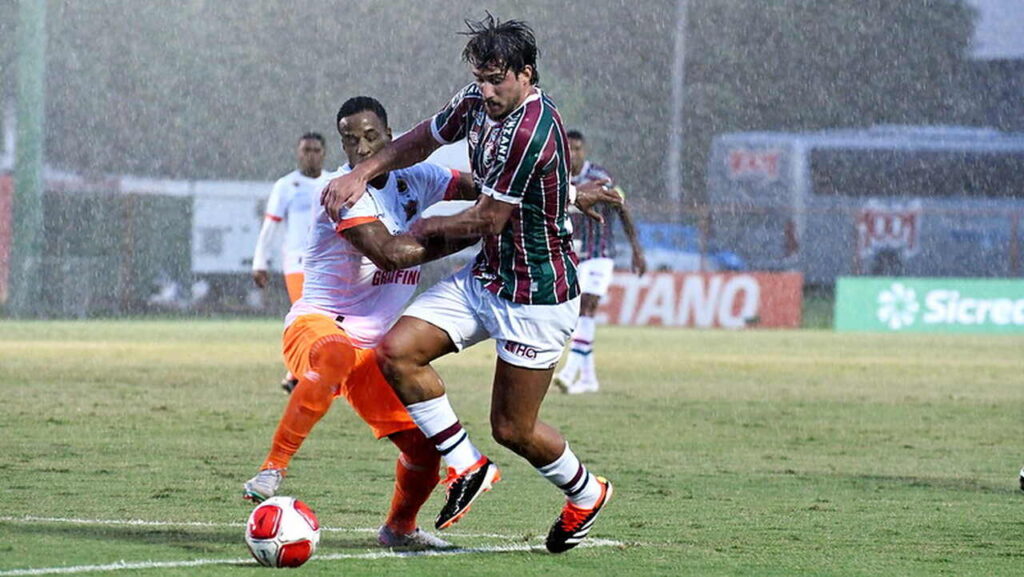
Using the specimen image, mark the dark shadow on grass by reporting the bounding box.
[2,521,378,553]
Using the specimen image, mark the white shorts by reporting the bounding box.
[577,257,615,298]
[403,266,580,370]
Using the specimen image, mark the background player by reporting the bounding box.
[321,15,615,554]
[554,129,646,394]
[252,132,326,392]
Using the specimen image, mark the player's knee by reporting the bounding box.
[490,417,531,452]
[376,337,415,381]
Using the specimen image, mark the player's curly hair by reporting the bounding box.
[336,96,388,129]
[461,13,540,85]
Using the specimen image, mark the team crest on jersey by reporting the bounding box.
[468,111,486,146]
[483,126,502,165]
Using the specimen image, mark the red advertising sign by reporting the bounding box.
[855,200,922,259]
[0,174,11,304]
[727,148,782,181]
[596,272,803,328]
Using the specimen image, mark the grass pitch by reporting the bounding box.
[1,319,1022,576]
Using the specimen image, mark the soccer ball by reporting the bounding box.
[245,496,321,568]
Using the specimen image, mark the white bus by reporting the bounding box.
[706,126,1024,284]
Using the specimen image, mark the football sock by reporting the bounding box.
[536,442,603,509]
[262,336,355,471]
[564,316,595,381]
[405,395,482,472]
[385,433,441,535]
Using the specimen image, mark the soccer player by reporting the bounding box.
[321,15,615,553]
[243,97,477,549]
[252,133,326,393]
[246,95,624,549]
[553,129,646,394]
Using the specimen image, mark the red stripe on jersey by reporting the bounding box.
[265,214,283,222]
[443,169,461,201]
[540,127,570,302]
[435,86,480,143]
[510,204,532,303]
[334,216,378,234]
[491,97,542,197]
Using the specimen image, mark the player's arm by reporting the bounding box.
[411,177,623,240]
[322,121,441,220]
[252,216,283,288]
[616,195,647,276]
[410,194,515,240]
[341,220,478,271]
[574,180,623,223]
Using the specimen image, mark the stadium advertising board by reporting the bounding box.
[595,272,803,328]
[835,277,1024,333]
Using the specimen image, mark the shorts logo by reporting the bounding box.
[503,341,538,359]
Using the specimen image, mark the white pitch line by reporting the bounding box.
[0,540,623,577]
[0,516,624,575]
[0,516,523,540]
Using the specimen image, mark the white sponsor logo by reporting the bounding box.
[876,282,1024,330]
[605,274,761,328]
[876,282,919,330]
[921,290,1024,326]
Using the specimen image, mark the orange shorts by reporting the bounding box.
[284,272,304,304]
[282,313,416,439]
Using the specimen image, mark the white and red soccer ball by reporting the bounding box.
[245,496,320,568]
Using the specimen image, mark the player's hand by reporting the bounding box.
[632,252,647,277]
[321,171,368,222]
[575,180,623,224]
[252,269,269,289]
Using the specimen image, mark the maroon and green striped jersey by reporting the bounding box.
[570,161,622,261]
[431,83,579,305]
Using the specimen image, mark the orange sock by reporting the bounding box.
[262,336,355,471]
[384,431,441,534]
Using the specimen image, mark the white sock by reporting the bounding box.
[404,395,481,471]
[561,316,595,380]
[577,317,598,383]
[536,443,603,508]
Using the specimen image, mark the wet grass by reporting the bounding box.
[1,320,1022,576]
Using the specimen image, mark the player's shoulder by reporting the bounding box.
[275,170,302,185]
[586,163,613,182]
[445,82,483,109]
[456,82,483,100]
[320,166,347,181]
[395,163,438,179]
[394,163,449,189]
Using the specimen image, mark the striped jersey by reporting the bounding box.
[286,163,457,348]
[571,161,623,260]
[430,83,579,305]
